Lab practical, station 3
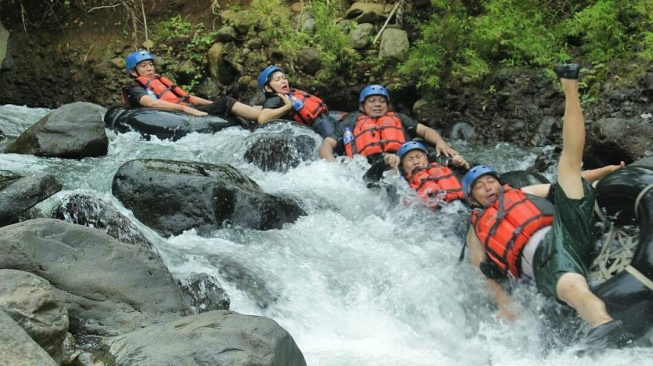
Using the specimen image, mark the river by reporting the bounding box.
[1,104,651,366]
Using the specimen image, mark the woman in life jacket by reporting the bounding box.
[395,141,470,209]
[123,50,260,121]
[257,65,336,138]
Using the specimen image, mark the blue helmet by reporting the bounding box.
[359,84,390,104]
[462,165,501,203]
[258,65,284,93]
[125,50,155,77]
[397,141,428,159]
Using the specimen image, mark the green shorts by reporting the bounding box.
[532,179,597,300]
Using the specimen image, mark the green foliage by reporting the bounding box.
[240,0,359,82]
[152,15,218,89]
[400,0,653,93]
[562,0,627,63]
[304,0,360,81]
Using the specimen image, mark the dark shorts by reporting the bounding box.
[196,96,237,116]
[532,179,597,300]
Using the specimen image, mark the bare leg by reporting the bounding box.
[556,77,585,199]
[232,102,262,121]
[556,273,613,328]
[554,68,613,330]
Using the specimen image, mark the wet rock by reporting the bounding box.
[4,102,108,158]
[112,159,306,236]
[244,120,319,172]
[0,172,62,227]
[53,192,154,250]
[0,219,189,336]
[106,310,307,366]
[177,272,230,313]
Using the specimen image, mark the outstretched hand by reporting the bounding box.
[435,141,459,157]
[450,154,471,170]
[609,161,626,172]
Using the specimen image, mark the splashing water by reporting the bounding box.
[1,104,651,366]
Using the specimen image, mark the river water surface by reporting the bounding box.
[1,104,651,366]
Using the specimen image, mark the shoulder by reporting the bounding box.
[341,112,361,124]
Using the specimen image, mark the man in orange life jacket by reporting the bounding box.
[257,66,336,138]
[123,50,260,121]
[394,141,471,210]
[463,64,628,348]
[318,84,458,168]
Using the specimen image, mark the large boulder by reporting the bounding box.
[112,159,306,237]
[0,310,58,366]
[0,269,69,363]
[0,172,62,227]
[4,102,108,158]
[107,310,307,366]
[585,115,653,167]
[0,219,189,336]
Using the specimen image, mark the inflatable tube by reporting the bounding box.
[500,170,550,188]
[104,106,247,141]
[592,166,653,341]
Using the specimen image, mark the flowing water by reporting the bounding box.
[1,104,651,366]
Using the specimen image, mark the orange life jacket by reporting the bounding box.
[406,163,464,208]
[345,112,405,157]
[288,89,328,126]
[471,185,554,278]
[134,75,194,106]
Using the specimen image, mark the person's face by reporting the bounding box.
[266,71,290,94]
[401,149,429,173]
[470,174,501,207]
[131,59,155,78]
[362,95,388,117]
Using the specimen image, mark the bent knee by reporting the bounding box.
[556,272,590,301]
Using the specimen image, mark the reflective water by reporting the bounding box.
[1,104,651,366]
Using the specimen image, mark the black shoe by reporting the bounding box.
[554,63,581,80]
[582,320,629,350]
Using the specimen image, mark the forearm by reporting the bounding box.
[146,99,197,113]
[581,164,623,183]
[258,105,292,124]
[318,139,337,161]
[190,96,211,106]
[420,127,446,146]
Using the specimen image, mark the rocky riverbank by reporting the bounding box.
[0,1,651,167]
